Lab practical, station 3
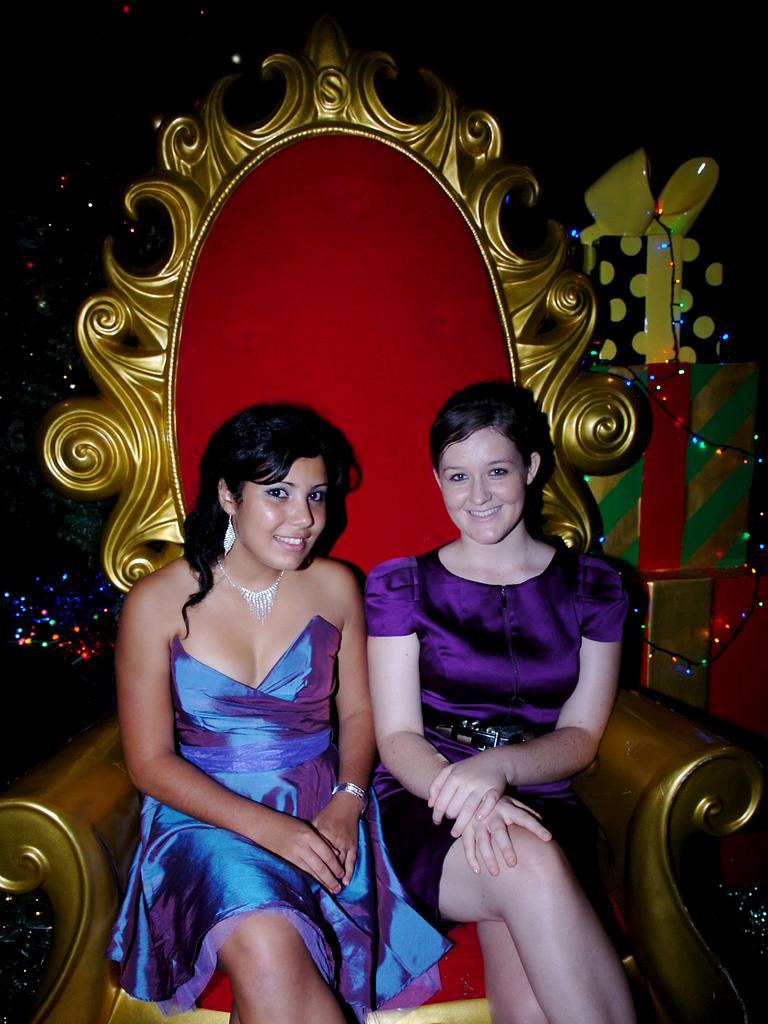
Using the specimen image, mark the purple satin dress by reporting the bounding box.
[365,547,627,919]
[106,616,449,1019]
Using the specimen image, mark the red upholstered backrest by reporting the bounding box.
[176,133,511,571]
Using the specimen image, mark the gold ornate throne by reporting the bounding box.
[0,18,762,1024]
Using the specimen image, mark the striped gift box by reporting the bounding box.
[588,363,758,570]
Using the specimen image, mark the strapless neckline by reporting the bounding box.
[171,615,340,691]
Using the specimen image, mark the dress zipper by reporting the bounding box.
[500,586,521,705]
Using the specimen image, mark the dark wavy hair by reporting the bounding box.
[182,403,359,624]
[429,380,554,528]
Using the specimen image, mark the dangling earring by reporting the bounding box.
[223,514,237,554]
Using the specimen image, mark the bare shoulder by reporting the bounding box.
[305,558,363,621]
[120,557,198,635]
[309,557,361,593]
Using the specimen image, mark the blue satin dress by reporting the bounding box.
[107,616,449,1019]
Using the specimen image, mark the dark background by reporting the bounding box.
[7,2,752,252]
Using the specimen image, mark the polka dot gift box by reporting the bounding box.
[581,148,726,364]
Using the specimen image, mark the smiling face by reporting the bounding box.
[436,426,540,546]
[218,455,328,578]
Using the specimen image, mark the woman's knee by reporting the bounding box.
[481,831,577,918]
[220,913,307,977]
[509,828,572,882]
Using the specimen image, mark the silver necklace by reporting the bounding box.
[216,559,284,623]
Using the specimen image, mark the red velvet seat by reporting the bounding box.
[177,122,508,1022]
[175,132,513,571]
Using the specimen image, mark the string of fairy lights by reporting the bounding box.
[630,575,765,676]
[3,573,122,662]
[574,211,766,678]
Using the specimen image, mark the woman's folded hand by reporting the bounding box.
[428,750,509,832]
[312,791,362,885]
[254,807,346,893]
[455,796,552,875]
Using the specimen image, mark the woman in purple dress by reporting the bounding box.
[366,382,636,1024]
[107,404,448,1023]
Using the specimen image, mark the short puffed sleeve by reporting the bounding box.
[365,557,420,636]
[574,555,628,642]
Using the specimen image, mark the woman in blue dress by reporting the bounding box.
[107,403,451,1023]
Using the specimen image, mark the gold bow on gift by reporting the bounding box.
[580,148,719,244]
[580,148,719,363]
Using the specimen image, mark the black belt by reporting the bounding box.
[421,705,535,751]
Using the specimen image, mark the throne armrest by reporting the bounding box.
[0,715,138,1023]
[4,695,762,1024]
[574,689,764,1024]
[0,716,232,1024]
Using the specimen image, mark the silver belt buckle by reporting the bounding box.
[472,724,501,749]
